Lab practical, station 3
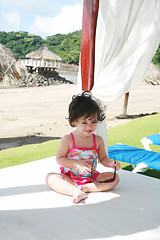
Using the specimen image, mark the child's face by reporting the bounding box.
[74,115,98,136]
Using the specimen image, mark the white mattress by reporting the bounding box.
[0,157,160,240]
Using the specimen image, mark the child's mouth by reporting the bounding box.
[85,130,92,133]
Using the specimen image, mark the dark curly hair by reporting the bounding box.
[68,91,106,127]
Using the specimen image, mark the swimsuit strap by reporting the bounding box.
[93,133,98,153]
[70,132,76,148]
[69,132,98,152]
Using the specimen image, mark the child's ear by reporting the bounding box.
[71,120,77,127]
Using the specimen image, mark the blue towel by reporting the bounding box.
[108,144,160,171]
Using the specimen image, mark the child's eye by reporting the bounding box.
[82,122,87,124]
[92,121,97,124]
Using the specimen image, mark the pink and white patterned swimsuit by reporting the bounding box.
[60,133,100,186]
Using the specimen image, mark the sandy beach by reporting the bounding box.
[0,83,160,149]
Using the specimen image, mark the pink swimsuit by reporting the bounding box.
[60,133,100,186]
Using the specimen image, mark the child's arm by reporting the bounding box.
[56,134,91,174]
[97,135,120,170]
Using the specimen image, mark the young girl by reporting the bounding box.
[46,91,120,204]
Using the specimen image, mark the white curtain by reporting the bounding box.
[78,0,160,152]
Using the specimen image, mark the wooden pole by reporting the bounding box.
[120,92,129,118]
[81,0,99,91]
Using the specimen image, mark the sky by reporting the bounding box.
[0,0,83,39]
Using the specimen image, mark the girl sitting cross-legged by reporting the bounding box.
[46,91,120,204]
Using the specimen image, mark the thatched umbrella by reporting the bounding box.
[143,62,160,85]
[26,46,62,61]
[0,43,26,85]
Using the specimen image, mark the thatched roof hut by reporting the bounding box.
[0,43,26,86]
[26,46,62,61]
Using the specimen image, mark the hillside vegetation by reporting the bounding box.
[0,30,159,66]
[0,31,81,65]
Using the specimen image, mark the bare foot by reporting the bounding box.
[72,186,87,204]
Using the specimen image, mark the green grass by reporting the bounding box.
[0,139,60,169]
[108,113,160,149]
[0,113,160,179]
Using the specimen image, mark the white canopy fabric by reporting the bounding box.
[78,0,160,152]
[78,0,160,102]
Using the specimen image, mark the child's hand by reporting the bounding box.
[111,160,120,170]
[75,159,91,174]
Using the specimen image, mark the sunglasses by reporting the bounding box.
[90,158,116,183]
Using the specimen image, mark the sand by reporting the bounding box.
[0,83,160,149]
